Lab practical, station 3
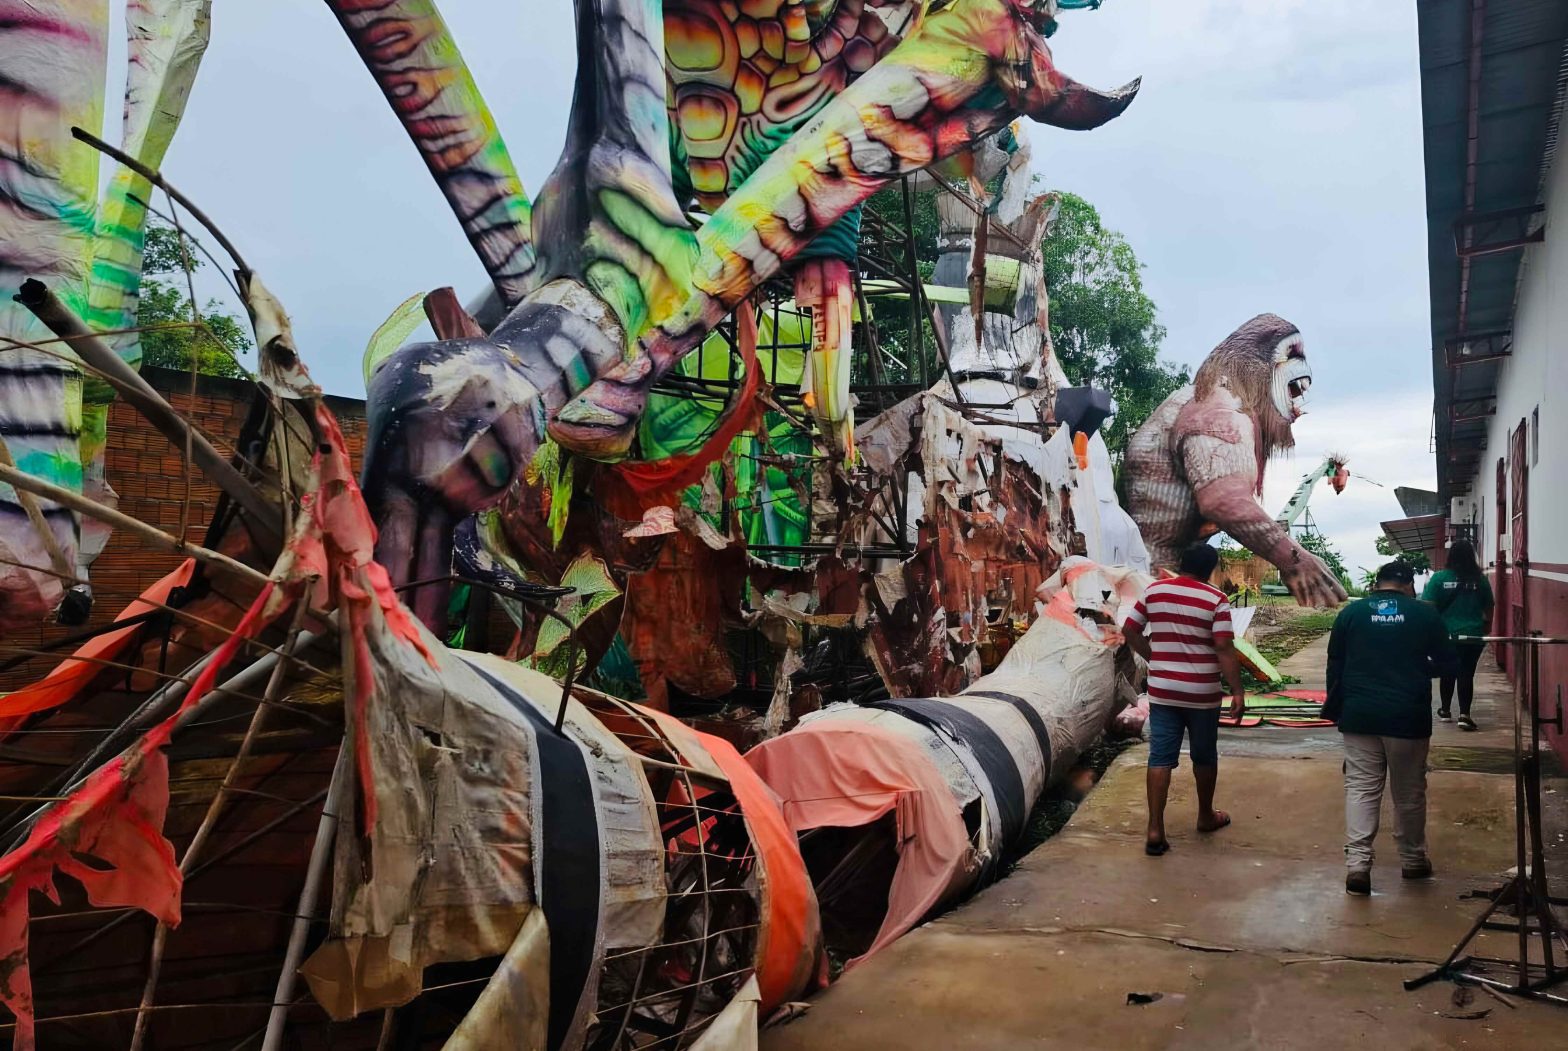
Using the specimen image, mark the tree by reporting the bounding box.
[1041,193,1188,458]
[1374,535,1431,574]
[135,222,251,379]
[1298,531,1353,592]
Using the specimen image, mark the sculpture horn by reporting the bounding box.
[1038,75,1141,131]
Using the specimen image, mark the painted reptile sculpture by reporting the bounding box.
[0,1,212,627]
[1123,314,1350,609]
[344,0,1139,626]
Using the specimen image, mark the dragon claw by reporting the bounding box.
[548,365,653,461]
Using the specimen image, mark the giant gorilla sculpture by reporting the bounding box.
[1123,314,1348,609]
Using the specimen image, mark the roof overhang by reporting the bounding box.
[1380,514,1447,562]
[1418,1,1568,500]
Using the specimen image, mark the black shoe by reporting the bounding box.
[1346,870,1372,896]
[1437,708,1452,721]
[1402,860,1434,881]
[1457,714,1477,732]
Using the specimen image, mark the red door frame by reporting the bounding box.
[1495,456,1509,670]
[1510,420,1529,688]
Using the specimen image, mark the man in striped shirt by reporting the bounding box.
[1124,543,1247,856]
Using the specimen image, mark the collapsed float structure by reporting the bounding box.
[0,1,1161,1048]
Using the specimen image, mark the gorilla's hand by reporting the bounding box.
[1280,548,1349,609]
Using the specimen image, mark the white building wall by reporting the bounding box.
[1460,145,1568,574]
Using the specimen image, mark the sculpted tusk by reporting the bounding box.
[1037,75,1141,131]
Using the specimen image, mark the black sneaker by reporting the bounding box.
[1437,708,1452,721]
[1346,870,1372,896]
[1402,860,1434,881]
[1457,714,1477,732]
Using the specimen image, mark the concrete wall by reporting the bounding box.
[1454,143,1568,762]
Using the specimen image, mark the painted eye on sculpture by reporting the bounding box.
[1289,375,1311,400]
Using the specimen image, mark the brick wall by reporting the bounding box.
[1,368,368,690]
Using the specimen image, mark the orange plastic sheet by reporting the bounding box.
[0,560,195,727]
[0,404,432,1048]
[608,301,762,505]
[626,703,823,1011]
[611,301,761,501]
[746,720,972,967]
[695,729,824,1013]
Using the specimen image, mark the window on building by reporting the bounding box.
[1533,406,1540,465]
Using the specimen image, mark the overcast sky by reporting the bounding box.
[129,0,1434,583]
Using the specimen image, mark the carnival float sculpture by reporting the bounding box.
[1122,314,1349,608]
[0,2,1324,1049]
[0,0,213,627]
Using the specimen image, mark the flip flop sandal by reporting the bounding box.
[1145,840,1170,856]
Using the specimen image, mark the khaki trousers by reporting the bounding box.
[1342,733,1430,871]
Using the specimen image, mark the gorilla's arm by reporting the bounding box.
[1177,399,1348,609]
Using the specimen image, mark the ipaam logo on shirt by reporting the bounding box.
[1370,597,1405,625]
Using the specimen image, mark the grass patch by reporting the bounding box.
[1254,609,1338,668]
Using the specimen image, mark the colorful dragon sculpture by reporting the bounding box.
[346,0,1140,625]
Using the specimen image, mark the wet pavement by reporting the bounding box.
[764,630,1568,1049]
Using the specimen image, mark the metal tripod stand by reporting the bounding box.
[1405,633,1568,1004]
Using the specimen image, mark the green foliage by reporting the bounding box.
[1042,193,1188,457]
[136,222,250,379]
[1216,537,1251,563]
[1253,609,1340,668]
[1227,581,1260,608]
[1374,535,1431,573]
[863,184,940,384]
[1297,531,1353,591]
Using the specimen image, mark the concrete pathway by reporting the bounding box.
[764,636,1566,1049]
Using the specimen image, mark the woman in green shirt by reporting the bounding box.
[1420,540,1494,730]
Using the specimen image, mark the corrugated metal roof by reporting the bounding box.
[1418,0,1568,499]
[1380,514,1446,562]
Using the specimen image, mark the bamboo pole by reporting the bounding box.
[128,600,314,1051]
[0,461,268,589]
[0,434,76,584]
[12,278,282,551]
[261,745,350,1051]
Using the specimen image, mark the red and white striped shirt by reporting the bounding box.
[1126,577,1234,709]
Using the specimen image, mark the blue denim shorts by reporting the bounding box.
[1148,704,1221,769]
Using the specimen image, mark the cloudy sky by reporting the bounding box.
[127,0,1435,582]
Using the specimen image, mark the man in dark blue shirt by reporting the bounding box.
[1327,561,1455,896]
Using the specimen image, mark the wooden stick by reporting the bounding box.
[262,745,349,1051]
[12,279,281,551]
[71,126,253,276]
[0,461,268,589]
